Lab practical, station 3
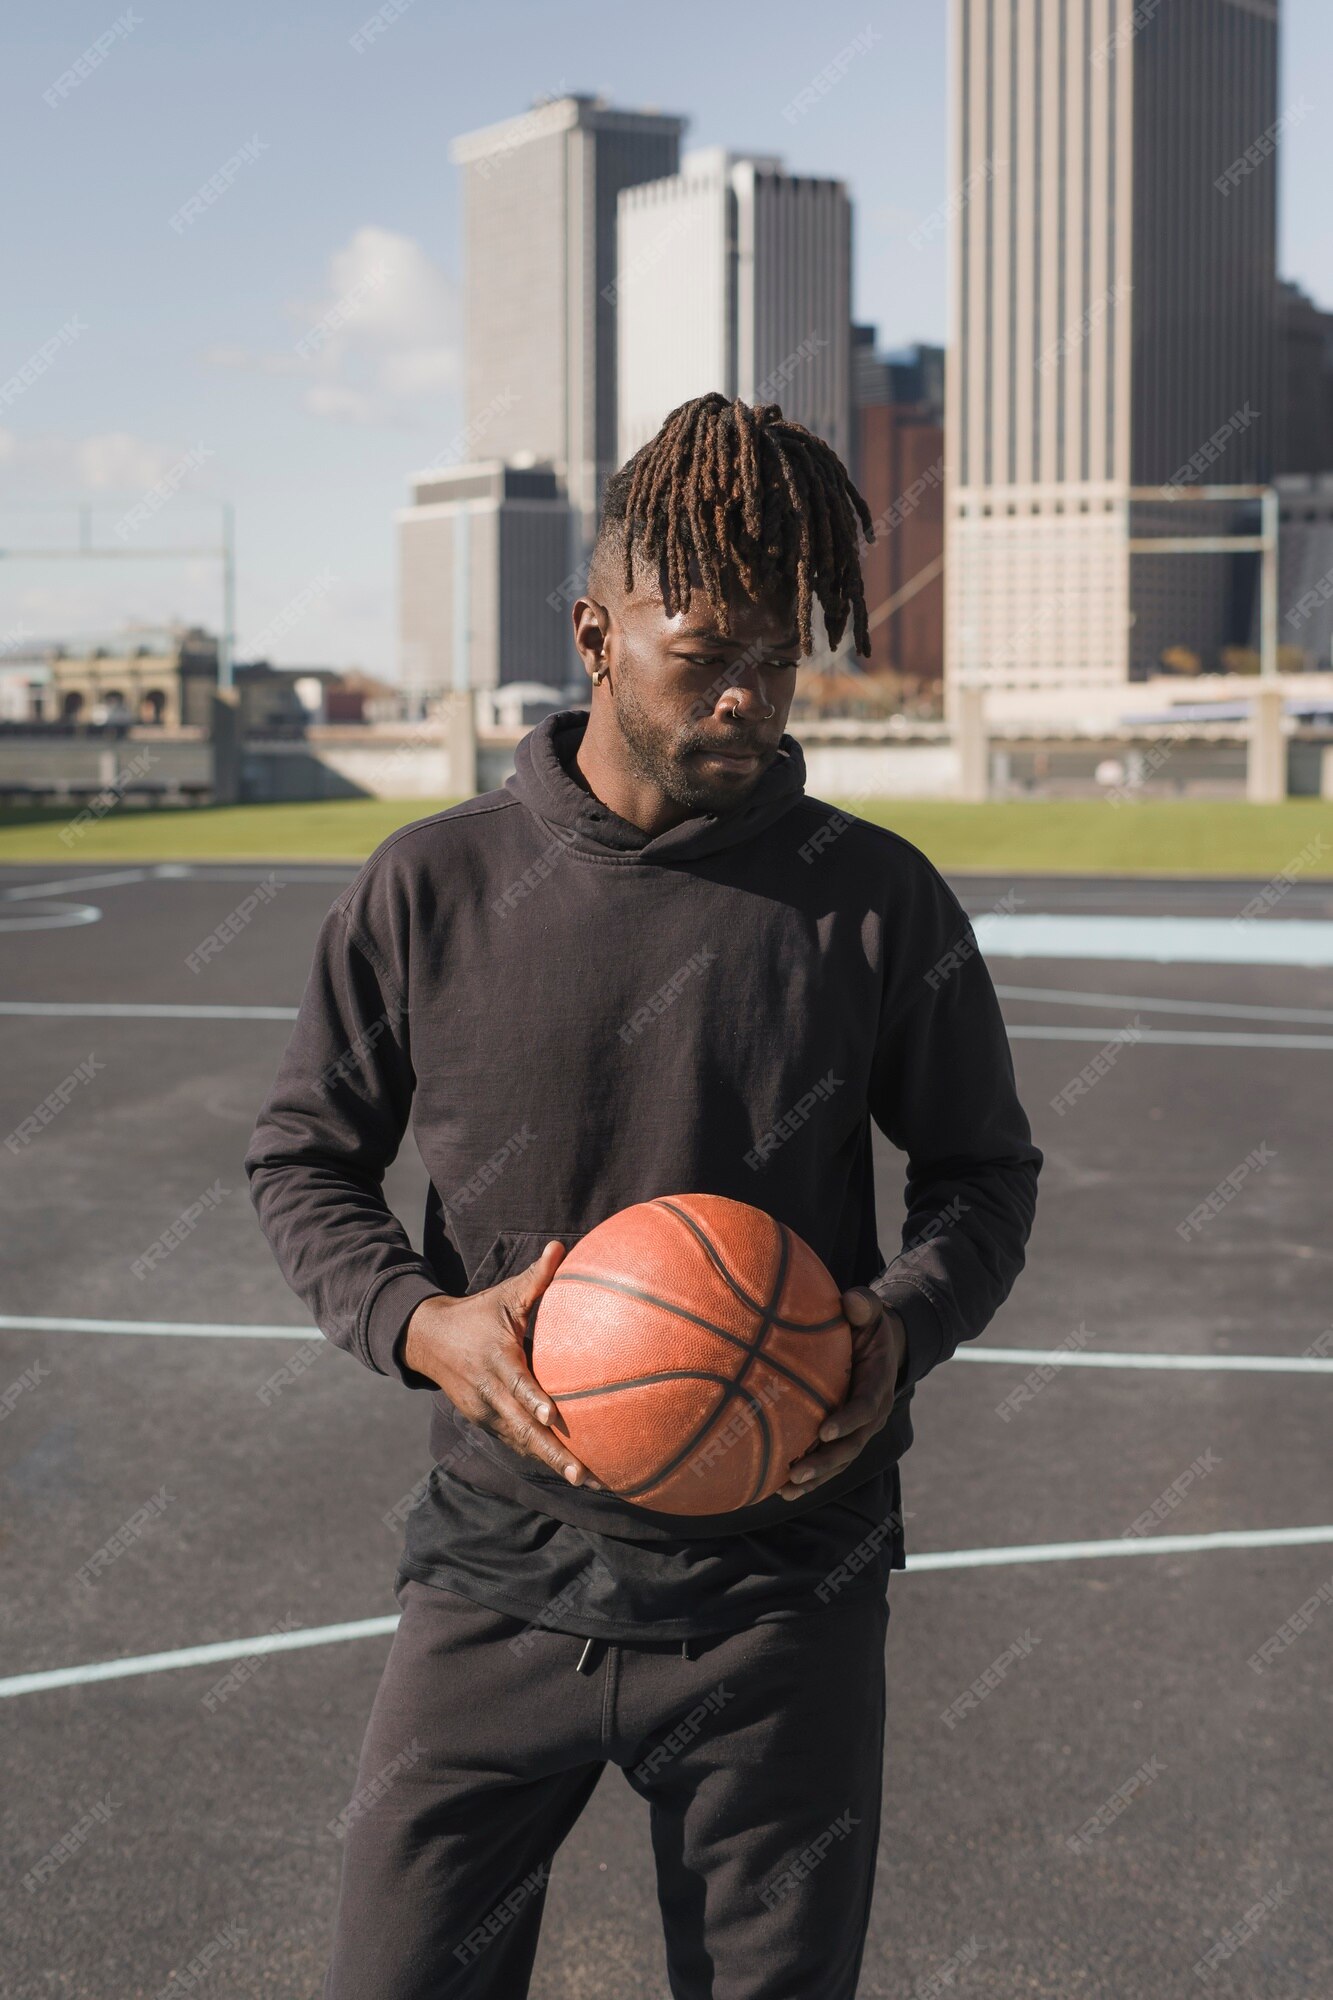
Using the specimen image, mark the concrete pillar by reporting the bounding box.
[955,682,989,801]
[210,687,242,805]
[1246,682,1285,804]
[443,689,477,800]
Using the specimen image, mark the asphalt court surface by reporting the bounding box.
[2,856,1331,1997]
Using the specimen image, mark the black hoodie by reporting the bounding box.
[245,711,1041,1638]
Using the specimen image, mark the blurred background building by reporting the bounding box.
[945,0,1281,698]
[413,93,686,712]
[449,93,685,551]
[6,627,221,729]
[398,459,575,714]
[616,149,852,470]
[1275,278,1333,476]
[852,331,945,709]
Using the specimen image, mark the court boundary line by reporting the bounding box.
[994,983,1333,1027]
[1007,1024,1333,1049]
[954,1345,1333,1374]
[4,1314,1331,1371]
[0,1001,300,1020]
[5,1002,1333,1049]
[4,1525,1331,1701]
[0,1314,321,1339]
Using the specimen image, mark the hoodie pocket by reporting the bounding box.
[464,1228,573,1298]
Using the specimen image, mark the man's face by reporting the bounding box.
[577,560,802,815]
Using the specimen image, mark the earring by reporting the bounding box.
[592,666,608,685]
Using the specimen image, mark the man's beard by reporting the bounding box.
[613,673,773,814]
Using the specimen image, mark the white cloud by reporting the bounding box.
[76,432,186,491]
[206,225,460,428]
[0,428,208,498]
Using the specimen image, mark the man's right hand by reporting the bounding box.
[401,1239,598,1488]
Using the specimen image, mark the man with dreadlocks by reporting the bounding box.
[248,392,1040,1999]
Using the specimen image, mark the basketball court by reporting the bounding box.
[2,855,1330,1997]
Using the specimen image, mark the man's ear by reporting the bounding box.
[572,595,612,681]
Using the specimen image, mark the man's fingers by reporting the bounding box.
[478,1363,602,1487]
[504,1355,555,1427]
[484,1384,593,1485]
[778,1419,881,1499]
[820,1389,888,1443]
[841,1285,883,1331]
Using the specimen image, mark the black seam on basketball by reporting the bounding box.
[555,1367,743,1401]
[742,1397,773,1506]
[653,1200,766,1314]
[546,1268,834,1409]
[723,1214,788,1406]
[620,1380,772,1501]
[654,1200,845,1332]
[616,1378,740,1498]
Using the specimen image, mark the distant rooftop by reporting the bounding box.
[0,622,213,664]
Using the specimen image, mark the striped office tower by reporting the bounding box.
[946,0,1280,698]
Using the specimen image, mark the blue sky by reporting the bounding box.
[5,0,1332,677]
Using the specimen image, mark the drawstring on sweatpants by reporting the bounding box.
[573,1635,694,1671]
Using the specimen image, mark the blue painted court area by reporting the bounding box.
[1,863,1331,1999]
[974,910,1333,966]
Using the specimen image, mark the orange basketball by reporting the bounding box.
[527,1194,853,1515]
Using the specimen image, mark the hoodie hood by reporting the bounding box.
[504,708,808,864]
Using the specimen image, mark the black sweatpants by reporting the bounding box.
[324,1577,890,1999]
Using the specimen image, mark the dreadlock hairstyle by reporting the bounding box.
[596,392,876,659]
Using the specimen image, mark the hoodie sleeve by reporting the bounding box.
[867,856,1041,1395]
[244,897,443,1385]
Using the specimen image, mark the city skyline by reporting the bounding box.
[5,0,1333,678]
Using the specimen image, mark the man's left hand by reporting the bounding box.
[776,1290,907,1502]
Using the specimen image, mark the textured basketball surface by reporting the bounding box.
[527,1194,853,1514]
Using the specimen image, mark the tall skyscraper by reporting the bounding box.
[946,0,1280,696]
[616,149,853,471]
[450,94,686,549]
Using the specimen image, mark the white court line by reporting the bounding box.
[907,1525,1333,1571]
[1,1005,1328,1046]
[994,983,1333,1027]
[0,904,101,933]
[0,865,157,933]
[4,1525,1332,1701]
[1008,1023,1333,1050]
[974,912,1333,967]
[5,1315,1331,1371]
[1,868,155,902]
[0,1617,401,1701]
[153,865,353,883]
[0,1314,317,1339]
[0,1001,299,1020]
[954,1346,1333,1374]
